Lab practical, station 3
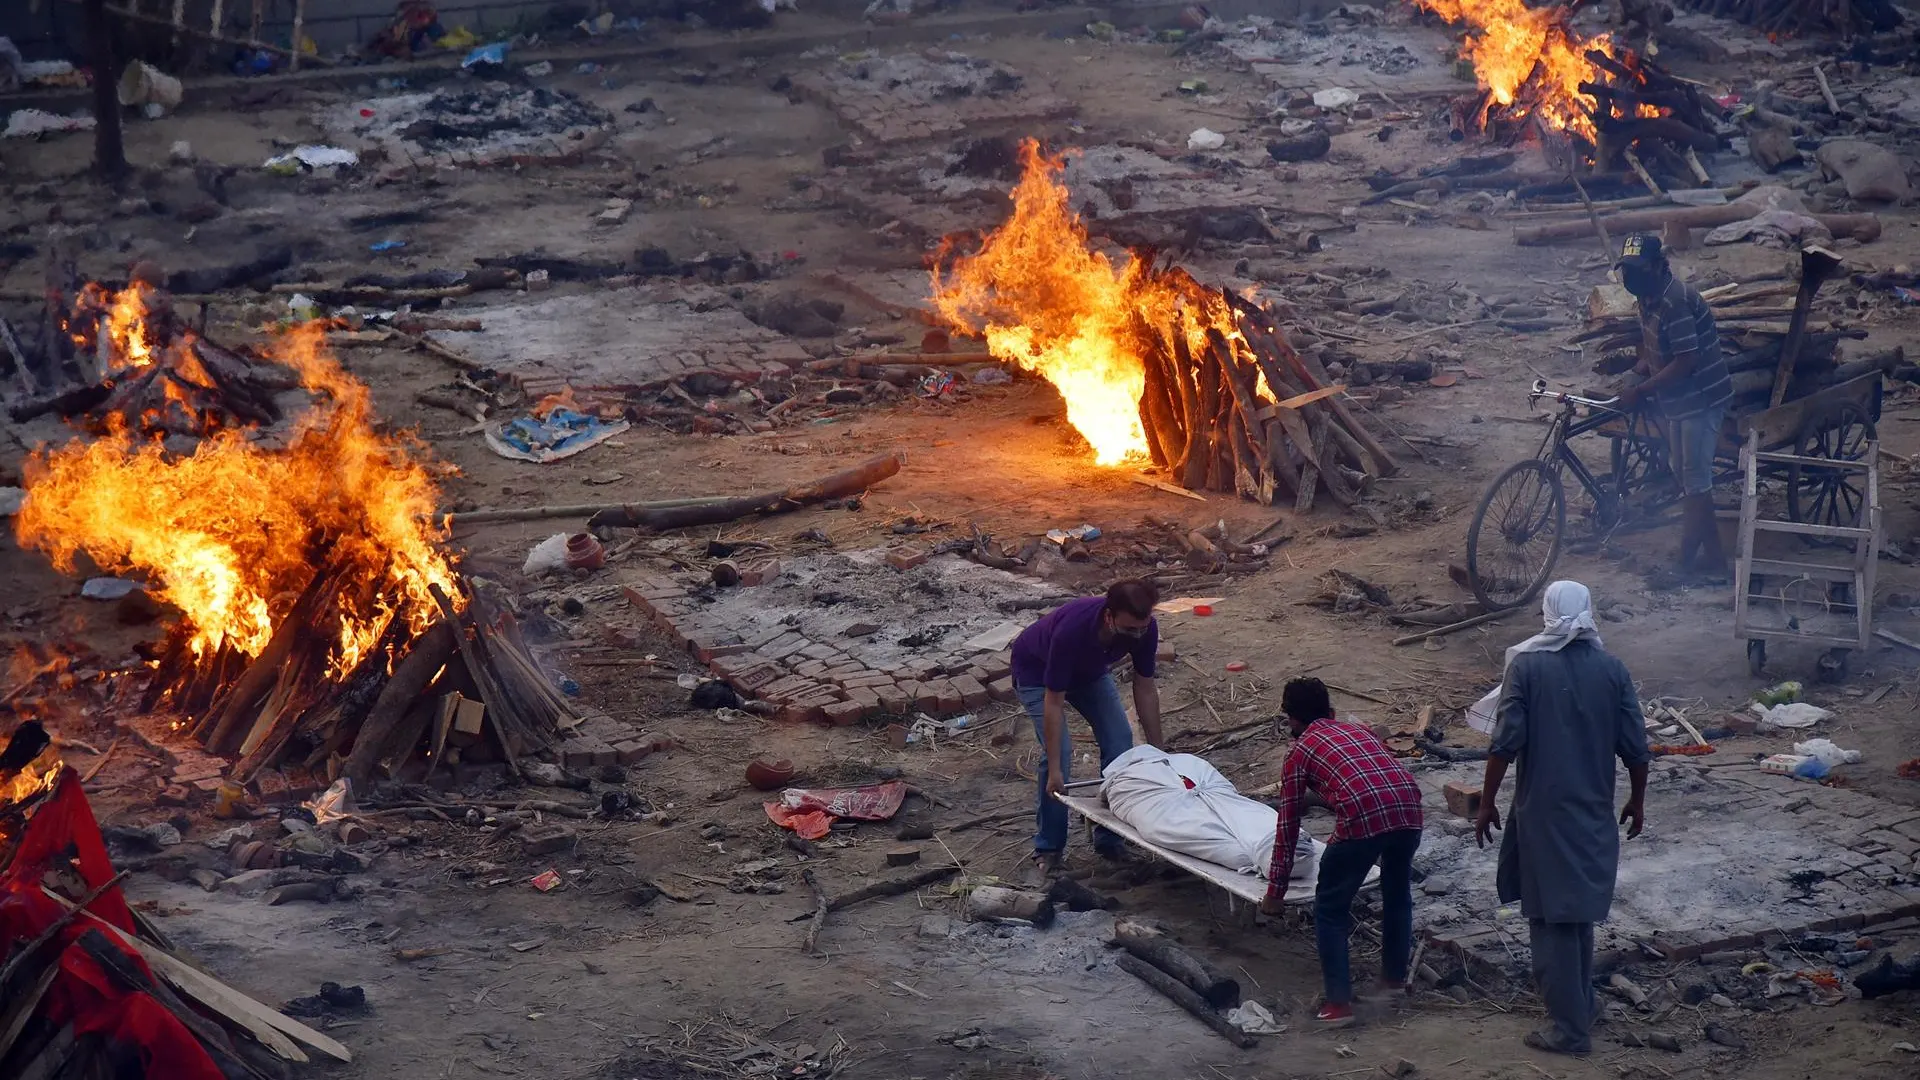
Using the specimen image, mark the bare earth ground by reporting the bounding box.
[6,8,1920,1080]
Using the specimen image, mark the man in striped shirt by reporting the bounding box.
[1615,233,1733,582]
[1261,678,1424,1026]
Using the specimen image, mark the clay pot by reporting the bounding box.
[745,759,796,791]
[564,533,605,571]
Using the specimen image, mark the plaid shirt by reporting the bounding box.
[1266,718,1424,903]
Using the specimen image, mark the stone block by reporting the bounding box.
[518,824,577,857]
[1442,782,1482,820]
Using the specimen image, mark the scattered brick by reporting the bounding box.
[875,684,911,715]
[518,824,577,857]
[1443,782,1483,819]
[824,700,870,727]
[926,679,963,714]
[612,739,653,765]
[686,632,749,663]
[906,682,939,712]
[951,674,990,710]
[738,558,786,587]
[885,546,929,570]
[987,676,1016,703]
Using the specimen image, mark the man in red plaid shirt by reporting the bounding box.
[1261,678,1424,1027]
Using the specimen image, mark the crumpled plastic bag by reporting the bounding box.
[765,781,908,839]
[1226,1000,1287,1035]
[1187,127,1226,151]
[1751,702,1832,730]
[523,533,571,575]
[303,778,354,825]
[1793,737,1862,768]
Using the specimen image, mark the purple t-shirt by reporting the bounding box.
[1009,596,1159,691]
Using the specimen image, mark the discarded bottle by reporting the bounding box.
[1754,681,1803,707]
[212,780,247,819]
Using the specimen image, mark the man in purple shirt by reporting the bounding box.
[1010,579,1166,882]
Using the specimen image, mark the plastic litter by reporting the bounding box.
[1792,738,1862,768]
[80,578,141,601]
[4,108,95,138]
[462,42,509,69]
[302,778,354,825]
[264,145,359,173]
[486,409,632,463]
[1751,701,1831,730]
[523,61,554,77]
[523,533,572,575]
[1754,680,1804,706]
[918,371,957,398]
[117,62,183,116]
[1226,1000,1287,1035]
[369,240,407,253]
[1046,524,1101,544]
[1312,87,1359,109]
[1187,127,1226,151]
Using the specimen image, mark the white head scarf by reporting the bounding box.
[1464,580,1602,735]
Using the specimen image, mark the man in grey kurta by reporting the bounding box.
[1473,618,1651,1056]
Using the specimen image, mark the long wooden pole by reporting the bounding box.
[83,0,127,181]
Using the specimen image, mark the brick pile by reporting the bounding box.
[616,558,1046,728]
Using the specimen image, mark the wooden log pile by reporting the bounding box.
[1577,50,1726,192]
[1126,266,1399,512]
[1575,279,1897,412]
[142,575,577,793]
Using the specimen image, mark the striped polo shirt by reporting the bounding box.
[1645,275,1731,420]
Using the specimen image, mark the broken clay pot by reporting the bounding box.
[564,533,606,571]
[745,759,796,791]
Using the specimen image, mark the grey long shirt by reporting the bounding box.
[1490,641,1652,924]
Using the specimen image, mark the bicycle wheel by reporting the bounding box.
[1466,459,1567,611]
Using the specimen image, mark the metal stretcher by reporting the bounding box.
[1054,792,1380,906]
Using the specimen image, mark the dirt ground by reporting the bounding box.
[6,6,1920,1080]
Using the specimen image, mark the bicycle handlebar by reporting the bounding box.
[1529,377,1621,411]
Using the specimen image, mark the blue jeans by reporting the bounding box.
[1018,676,1133,855]
[1314,828,1420,1005]
[1670,404,1725,497]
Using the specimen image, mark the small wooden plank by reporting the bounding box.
[1252,383,1345,419]
[1127,474,1207,502]
[0,964,59,1064]
[1876,628,1920,653]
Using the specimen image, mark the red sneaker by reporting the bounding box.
[1315,1002,1356,1027]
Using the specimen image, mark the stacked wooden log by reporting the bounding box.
[1129,267,1398,513]
[1576,50,1726,192]
[1577,280,1897,412]
[143,575,576,793]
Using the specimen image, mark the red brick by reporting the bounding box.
[825,661,866,678]
[987,676,1016,703]
[846,686,882,711]
[885,546,929,570]
[620,585,659,617]
[906,682,938,712]
[759,675,815,703]
[686,632,748,663]
[824,700,870,727]
[778,699,829,725]
[562,736,617,768]
[925,679,962,714]
[800,642,842,662]
[613,739,653,765]
[711,652,757,678]
[729,662,782,692]
[794,659,830,678]
[1443,781,1482,819]
[759,633,811,661]
[838,673,893,690]
[980,652,1012,682]
[950,674,990,710]
[875,684,911,715]
[738,558,786,587]
[745,627,790,651]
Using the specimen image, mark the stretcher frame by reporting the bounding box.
[1054,792,1380,907]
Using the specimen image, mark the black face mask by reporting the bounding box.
[1621,264,1661,299]
[1107,620,1146,641]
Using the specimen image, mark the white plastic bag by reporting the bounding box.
[1226,1000,1286,1035]
[303,778,353,825]
[1187,127,1225,151]
[1792,737,1861,768]
[1751,702,1832,730]
[523,532,571,575]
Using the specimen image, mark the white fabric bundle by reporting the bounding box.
[1465,580,1602,735]
[1100,744,1313,879]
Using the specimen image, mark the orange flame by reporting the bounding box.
[14,322,459,679]
[1416,0,1623,141]
[929,142,1173,465]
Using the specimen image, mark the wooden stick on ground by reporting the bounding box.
[785,865,961,922]
[1112,919,1241,1010]
[1115,952,1258,1048]
[801,869,830,956]
[588,451,905,530]
[1391,607,1518,646]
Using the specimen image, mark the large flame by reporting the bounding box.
[68,282,159,368]
[1416,0,1624,141]
[14,322,459,678]
[929,142,1167,465]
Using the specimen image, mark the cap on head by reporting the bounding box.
[1616,233,1668,298]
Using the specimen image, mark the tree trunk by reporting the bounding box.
[84,0,127,181]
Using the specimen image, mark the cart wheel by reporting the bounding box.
[1747,639,1767,677]
[1816,649,1850,683]
[1788,401,1876,531]
[1466,459,1567,611]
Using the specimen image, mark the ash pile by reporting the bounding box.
[319,83,614,165]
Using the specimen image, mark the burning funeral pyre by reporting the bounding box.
[930,141,1397,511]
[9,289,576,794]
[1415,0,1726,189]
